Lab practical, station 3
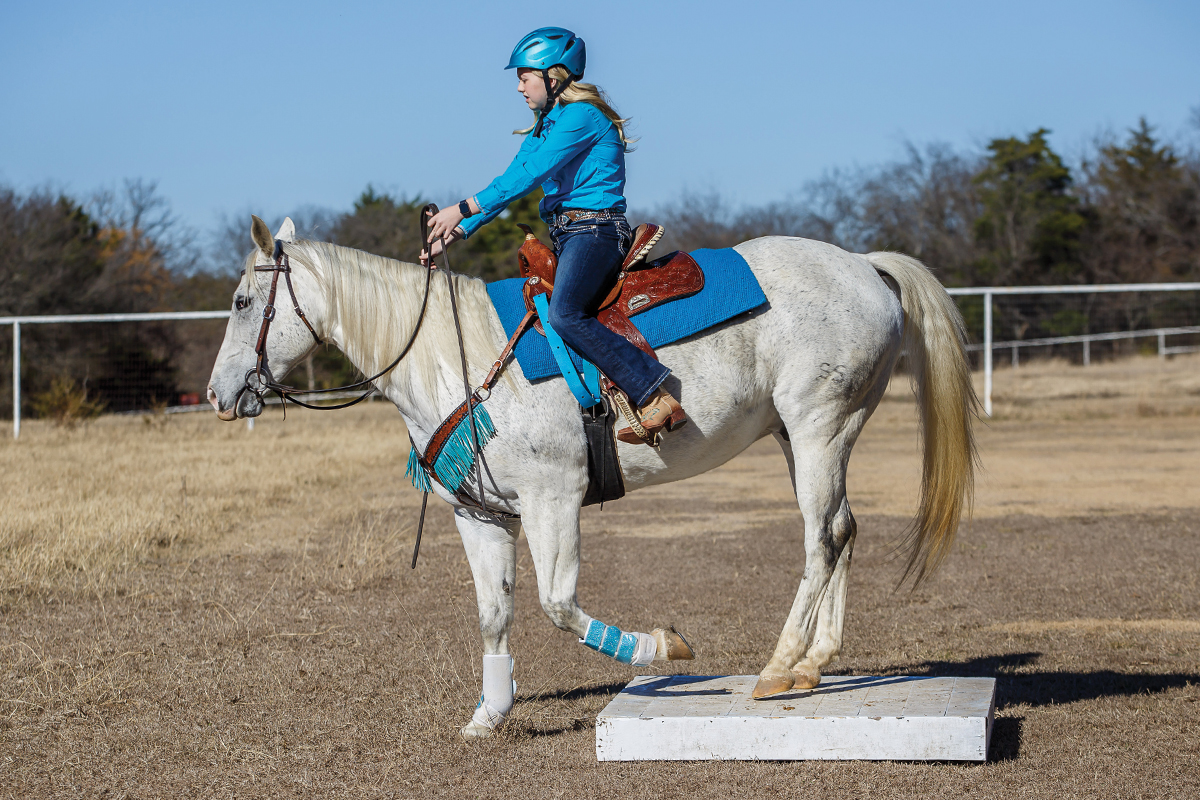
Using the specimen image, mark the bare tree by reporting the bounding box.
[853,144,983,283]
[644,143,982,285]
[207,204,338,275]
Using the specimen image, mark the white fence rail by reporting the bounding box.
[2,311,231,439]
[5,282,1200,435]
[964,326,1200,364]
[946,283,1200,416]
[2,309,387,438]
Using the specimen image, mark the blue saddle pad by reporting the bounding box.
[485,247,767,383]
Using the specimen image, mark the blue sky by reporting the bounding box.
[2,0,1198,234]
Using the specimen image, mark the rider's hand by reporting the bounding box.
[426,205,464,246]
[419,226,463,267]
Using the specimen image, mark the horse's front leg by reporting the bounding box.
[454,507,521,740]
[520,490,693,669]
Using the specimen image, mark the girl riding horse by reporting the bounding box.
[421,27,687,442]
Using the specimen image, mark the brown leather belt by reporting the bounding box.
[552,207,624,225]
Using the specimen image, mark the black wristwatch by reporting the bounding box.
[458,200,475,218]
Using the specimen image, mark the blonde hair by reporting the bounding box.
[515,66,636,149]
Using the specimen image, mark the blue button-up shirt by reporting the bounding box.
[460,101,627,238]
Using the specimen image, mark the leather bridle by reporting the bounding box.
[235,237,435,414]
[234,208,509,568]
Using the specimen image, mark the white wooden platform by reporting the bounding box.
[595,674,995,761]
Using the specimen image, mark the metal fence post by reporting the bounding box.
[1082,339,1090,367]
[12,321,20,439]
[1158,331,1166,359]
[983,291,993,417]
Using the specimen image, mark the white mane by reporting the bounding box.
[273,240,507,399]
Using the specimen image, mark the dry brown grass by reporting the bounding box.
[2,353,1199,797]
[968,350,1200,421]
[3,508,1197,798]
[0,400,426,594]
[2,353,1196,593]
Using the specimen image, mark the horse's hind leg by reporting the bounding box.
[755,425,860,699]
[772,432,856,687]
[792,517,856,688]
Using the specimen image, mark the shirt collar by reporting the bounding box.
[536,101,566,136]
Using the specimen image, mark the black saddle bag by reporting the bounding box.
[581,401,625,507]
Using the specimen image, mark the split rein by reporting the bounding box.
[239,239,435,413]
[239,206,514,567]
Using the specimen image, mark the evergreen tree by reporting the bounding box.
[330,185,548,282]
[972,129,1086,285]
[0,190,106,316]
[453,191,549,281]
[330,186,427,262]
[1081,119,1199,283]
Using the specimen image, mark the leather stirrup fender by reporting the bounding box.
[599,223,665,310]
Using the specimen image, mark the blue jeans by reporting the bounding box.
[546,215,670,406]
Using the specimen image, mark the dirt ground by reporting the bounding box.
[2,354,1199,798]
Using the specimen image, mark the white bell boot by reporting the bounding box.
[630,631,658,666]
[460,654,515,740]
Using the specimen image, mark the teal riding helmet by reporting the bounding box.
[506,27,586,79]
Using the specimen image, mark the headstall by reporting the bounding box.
[237,238,434,413]
[237,208,517,571]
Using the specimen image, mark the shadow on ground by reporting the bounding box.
[898,652,1200,708]
[527,681,627,703]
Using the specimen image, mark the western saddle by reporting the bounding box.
[517,223,704,360]
[509,222,702,445]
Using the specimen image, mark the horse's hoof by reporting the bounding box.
[752,672,795,699]
[791,664,821,690]
[459,720,495,740]
[652,627,695,661]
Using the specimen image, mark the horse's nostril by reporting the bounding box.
[207,386,218,411]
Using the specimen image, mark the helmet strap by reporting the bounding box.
[533,70,575,137]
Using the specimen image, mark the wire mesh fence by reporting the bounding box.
[0,312,366,434]
[3,282,1198,433]
[952,288,1200,368]
[946,283,1200,415]
[0,318,225,417]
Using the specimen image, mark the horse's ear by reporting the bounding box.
[250,215,274,256]
[275,216,296,243]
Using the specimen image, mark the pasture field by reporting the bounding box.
[2,354,1199,798]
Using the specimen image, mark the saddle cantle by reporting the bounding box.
[517,223,704,359]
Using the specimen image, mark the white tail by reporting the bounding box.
[867,252,980,585]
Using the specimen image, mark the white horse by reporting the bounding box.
[208,216,977,738]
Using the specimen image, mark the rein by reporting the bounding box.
[239,239,436,412]
[237,209,518,568]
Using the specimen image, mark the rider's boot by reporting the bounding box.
[617,387,687,445]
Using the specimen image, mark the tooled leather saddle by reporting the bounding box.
[516,223,704,361]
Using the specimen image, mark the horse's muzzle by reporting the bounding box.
[209,386,238,421]
[209,383,261,421]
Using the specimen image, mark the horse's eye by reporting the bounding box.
[235,296,251,311]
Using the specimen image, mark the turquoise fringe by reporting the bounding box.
[405,446,433,492]
[406,402,495,494]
